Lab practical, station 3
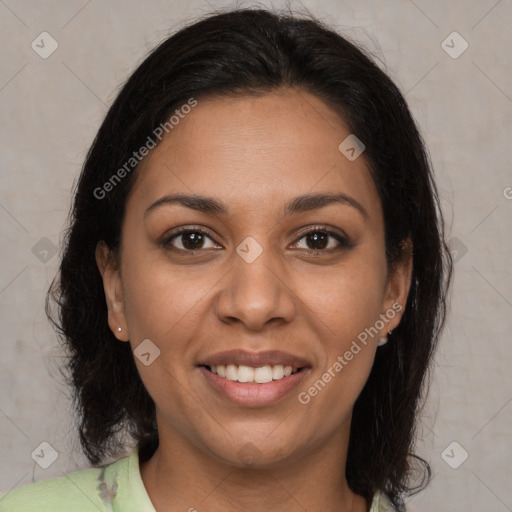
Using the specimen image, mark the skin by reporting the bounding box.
[96,87,412,512]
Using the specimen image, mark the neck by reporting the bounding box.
[139,425,368,512]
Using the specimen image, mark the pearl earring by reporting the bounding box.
[377,330,392,347]
[118,327,122,332]
[377,336,388,346]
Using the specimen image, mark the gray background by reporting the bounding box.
[1,0,511,510]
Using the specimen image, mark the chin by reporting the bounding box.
[201,430,302,470]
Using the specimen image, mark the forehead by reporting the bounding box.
[127,88,381,222]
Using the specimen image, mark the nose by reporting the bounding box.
[215,239,297,331]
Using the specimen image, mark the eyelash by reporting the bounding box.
[160,225,353,255]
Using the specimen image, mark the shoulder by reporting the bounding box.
[0,451,132,512]
[370,491,397,512]
[0,467,106,512]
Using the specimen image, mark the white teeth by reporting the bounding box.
[254,366,273,383]
[272,364,284,380]
[237,365,255,383]
[225,364,238,381]
[207,363,300,383]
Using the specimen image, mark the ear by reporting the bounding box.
[379,238,413,336]
[95,240,130,342]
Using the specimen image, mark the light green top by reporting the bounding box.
[0,446,395,511]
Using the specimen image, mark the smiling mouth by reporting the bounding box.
[200,364,305,384]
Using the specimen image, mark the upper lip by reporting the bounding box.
[198,349,311,368]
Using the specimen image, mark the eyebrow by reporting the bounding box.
[144,192,368,220]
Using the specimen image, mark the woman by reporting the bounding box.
[0,7,452,512]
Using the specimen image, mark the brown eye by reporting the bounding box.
[163,229,221,252]
[293,228,353,253]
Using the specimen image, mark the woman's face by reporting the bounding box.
[97,87,411,467]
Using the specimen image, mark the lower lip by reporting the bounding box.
[199,366,309,406]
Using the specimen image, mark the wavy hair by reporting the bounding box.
[47,7,453,510]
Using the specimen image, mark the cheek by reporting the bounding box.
[119,255,206,412]
[119,251,220,395]
[120,251,205,341]
[304,260,386,345]
[296,273,380,425]
[296,257,384,403]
